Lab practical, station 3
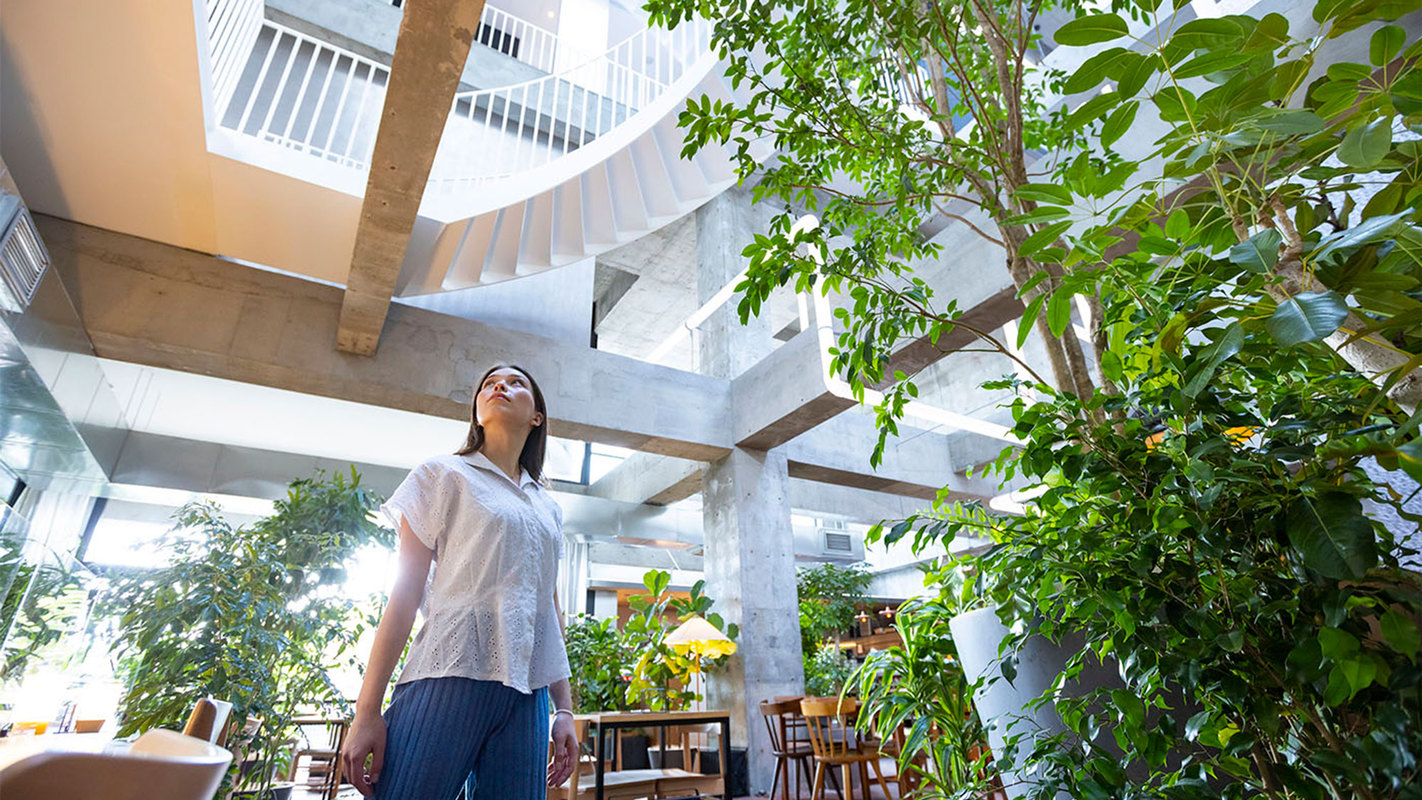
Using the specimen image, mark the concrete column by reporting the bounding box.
[695,185,776,379]
[703,446,804,795]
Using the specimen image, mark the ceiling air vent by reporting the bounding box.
[0,194,48,313]
[821,529,854,554]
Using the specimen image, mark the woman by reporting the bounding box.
[341,364,578,799]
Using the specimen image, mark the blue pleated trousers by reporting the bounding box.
[372,676,550,800]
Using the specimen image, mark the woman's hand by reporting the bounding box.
[341,713,387,797]
[547,714,578,789]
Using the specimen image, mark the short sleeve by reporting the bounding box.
[380,461,444,551]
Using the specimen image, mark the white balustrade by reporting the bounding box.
[200,0,711,189]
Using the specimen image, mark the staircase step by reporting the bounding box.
[604,148,650,237]
[630,135,683,222]
[484,203,524,281]
[550,180,587,262]
[652,116,711,206]
[579,164,619,248]
[517,194,554,275]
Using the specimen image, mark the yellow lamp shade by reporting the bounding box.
[665,615,738,659]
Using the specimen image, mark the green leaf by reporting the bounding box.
[1169,17,1245,49]
[1184,322,1244,398]
[1285,492,1378,580]
[1338,117,1393,169]
[1314,211,1412,263]
[1229,229,1282,273]
[1064,48,1129,94]
[1267,291,1348,346]
[1047,289,1074,339]
[1173,51,1252,80]
[1255,109,1325,136]
[1370,25,1406,66]
[1216,630,1244,653]
[1055,14,1130,47]
[1019,294,1047,348]
[1067,91,1125,129]
[1019,221,1073,258]
[1396,438,1422,484]
[1380,609,1420,661]
[1100,101,1139,147]
[1014,183,1074,206]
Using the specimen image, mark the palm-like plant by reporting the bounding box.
[852,596,991,799]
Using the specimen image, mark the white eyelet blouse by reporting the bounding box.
[379,451,571,695]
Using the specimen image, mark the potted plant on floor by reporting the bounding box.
[103,469,392,800]
[654,0,1422,794]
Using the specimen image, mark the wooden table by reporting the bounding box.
[290,715,350,800]
[577,709,731,800]
[0,732,120,775]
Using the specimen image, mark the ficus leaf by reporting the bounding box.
[1381,609,1420,661]
[1285,492,1377,580]
[1229,229,1282,273]
[1267,291,1348,346]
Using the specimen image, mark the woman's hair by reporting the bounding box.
[455,363,549,483]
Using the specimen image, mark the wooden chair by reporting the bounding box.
[182,698,233,744]
[292,717,349,800]
[547,717,661,800]
[761,698,817,800]
[653,723,724,799]
[0,729,232,800]
[800,697,893,800]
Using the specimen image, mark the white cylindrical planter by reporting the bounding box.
[949,606,1073,800]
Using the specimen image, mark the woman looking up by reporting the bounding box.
[341,364,577,800]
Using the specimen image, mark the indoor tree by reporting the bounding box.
[104,469,391,797]
[653,0,1422,796]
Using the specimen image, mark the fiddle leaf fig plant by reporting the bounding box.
[623,569,738,711]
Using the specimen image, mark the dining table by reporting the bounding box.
[576,708,732,800]
[0,731,122,775]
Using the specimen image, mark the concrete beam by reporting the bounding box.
[42,215,982,499]
[587,451,704,506]
[337,0,484,355]
[786,479,932,525]
[785,411,1000,501]
[41,215,732,461]
[731,276,1022,452]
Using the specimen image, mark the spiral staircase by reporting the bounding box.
[199,0,767,298]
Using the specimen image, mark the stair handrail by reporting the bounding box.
[429,17,712,189]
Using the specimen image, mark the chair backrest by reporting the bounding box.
[182,698,231,744]
[799,697,859,760]
[0,730,232,800]
[759,698,802,756]
[666,723,715,772]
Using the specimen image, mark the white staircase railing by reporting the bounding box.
[218,20,391,170]
[427,17,712,194]
[383,0,598,76]
[202,0,713,191]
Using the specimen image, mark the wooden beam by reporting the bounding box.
[336,0,485,355]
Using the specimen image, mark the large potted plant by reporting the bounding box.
[654,0,1422,794]
[103,469,392,799]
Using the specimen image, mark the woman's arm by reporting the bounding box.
[342,518,434,797]
[547,590,577,788]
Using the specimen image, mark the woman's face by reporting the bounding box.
[475,368,543,433]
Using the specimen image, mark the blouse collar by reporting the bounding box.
[463,450,537,489]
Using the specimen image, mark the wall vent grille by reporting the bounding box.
[0,195,47,313]
[821,530,853,553]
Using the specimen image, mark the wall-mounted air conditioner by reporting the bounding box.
[0,193,48,314]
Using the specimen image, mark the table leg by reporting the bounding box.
[720,717,730,800]
[594,722,605,800]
